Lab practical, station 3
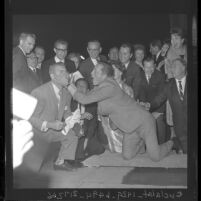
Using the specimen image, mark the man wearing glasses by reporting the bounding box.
[78,40,108,154]
[79,40,107,90]
[41,40,76,83]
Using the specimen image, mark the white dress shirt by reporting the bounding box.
[91,58,98,66]
[55,56,65,63]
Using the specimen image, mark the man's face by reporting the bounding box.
[52,65,69,87]
[143,61,155,76]
[54,43,67,60]
[76,80,88,94]
[119,47,132,64]
[113,65,122,81]
[87,42,101,59]
[108,48,119,61]
[134,49,144,63]
[171,34,184,49]
[150,45,159,56]
[161,43,169,55]
[171,60,186,79]
[69,56,80,69]
[21,36,35,54]
[91,64,105,85]
[27,55,38,68]
[34,48,45,63]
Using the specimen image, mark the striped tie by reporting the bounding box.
[178,80,184,100]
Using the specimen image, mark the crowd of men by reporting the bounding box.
[12,27,187,172]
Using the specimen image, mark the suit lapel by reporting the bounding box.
[48,82,59,115]
[58,88,66,120]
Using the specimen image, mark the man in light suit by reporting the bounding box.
[149,58,187,153]
[13,32,37,93]
[68,62,174,162]
[41,40,76,83]
[29,62,80,171]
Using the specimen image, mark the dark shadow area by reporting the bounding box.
[122,167,187,186]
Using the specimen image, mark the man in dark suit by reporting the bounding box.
[119,43,142,99]
[78,40,106,90]
[41,40,76,83]
[138,57,166,144]
[150,39,166,76]
[149,58,187,153]
[70,78,105,161]
[34,46,45,83]
[27,52,42,87]
[13,32,37,93]
[29,63,80,171]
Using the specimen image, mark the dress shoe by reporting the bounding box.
[53,162,75,171]
[64,160,84,168]
[171,137,182,154]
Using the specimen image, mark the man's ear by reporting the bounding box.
[53,48,56,54]
[99,47,102,53]
[50,73,54,80]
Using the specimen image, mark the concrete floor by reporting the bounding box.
[14,152,187,189]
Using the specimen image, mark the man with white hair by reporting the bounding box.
[13,32,36,93]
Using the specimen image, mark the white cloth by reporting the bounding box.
[61,107,81,135]
[70,71,84,83]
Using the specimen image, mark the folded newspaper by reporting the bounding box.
[61,108,81,135]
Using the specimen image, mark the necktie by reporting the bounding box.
[178,80,184,100]
[122,65,127,81]
[147,75,151,83]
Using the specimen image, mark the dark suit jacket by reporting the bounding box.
[150,78,187,140]
[41,57,76,83]
[70,99,105,159]
[124,61,142,100]
[13,47,40,93]
[155,53,166,76]
[78,58,96,90]
[138,69,166,113]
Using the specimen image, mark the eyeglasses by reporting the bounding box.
[88,48,100,52]
[55,48,67,52]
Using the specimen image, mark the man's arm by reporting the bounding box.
[71,83,115,105]
[149,83,168,112]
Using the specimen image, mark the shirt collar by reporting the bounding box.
[176,75,186,83]
[28,65,36,72]
[124,61,130,69]
[156,50,161,60]
[36,63,42,69]
[91,58,98,66]
[51,82,61,97]
[18,45,26,56]
[55,56,65,63]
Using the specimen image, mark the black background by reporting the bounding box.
[13,14,170,58]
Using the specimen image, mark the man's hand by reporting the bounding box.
[81,112,93,120]
[139,101,150,111]
[12,120,34,168]
[47,120,65,131]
